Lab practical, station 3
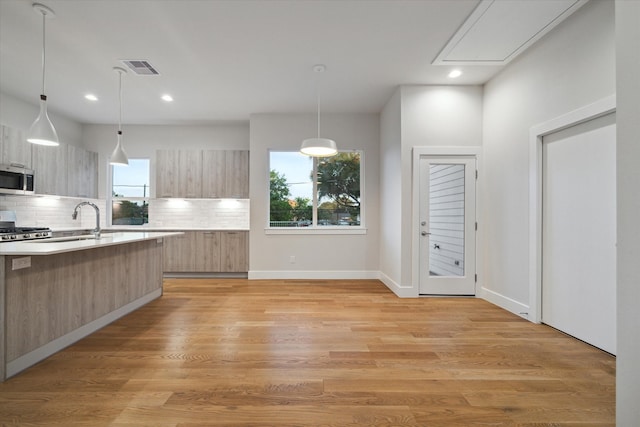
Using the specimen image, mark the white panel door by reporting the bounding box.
[542,112,616,354]
[419,156,476,295]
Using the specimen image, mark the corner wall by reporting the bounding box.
[481,0,615,314]
[616,0,640,423]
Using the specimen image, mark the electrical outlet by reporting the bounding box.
[12,256,31,270]
[289,255,296,264]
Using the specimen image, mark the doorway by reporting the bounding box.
[541,112,616,354]
[418,156,477,295]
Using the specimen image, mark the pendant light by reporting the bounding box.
[27,3,59,146]
[300,64,337,157]
[110,67,129,166]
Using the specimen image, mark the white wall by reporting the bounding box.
[481,0,615,313]
[248,113,379,279]
[82,122,249,198]
[379,85,483,296]
[616,0,640,423]
[379,89,403,289]
[0,92,83,147]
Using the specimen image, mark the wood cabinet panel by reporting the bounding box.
[67,145,98,198]
[178,150,202,198]
[195,231,221,272]
[202,150,226,198]
[155,150,179,198]
[220,231,248,272]
[163,231,247,273]
[4,240,163,362]
[0,126,32,169]
[32,143,67,196]
[225,150,249,198]
[163,232,197,272]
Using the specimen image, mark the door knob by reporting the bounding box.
[421,231,430,236]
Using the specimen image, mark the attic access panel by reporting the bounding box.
[432,0,589,65]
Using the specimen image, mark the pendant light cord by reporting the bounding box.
[118,70,123,133]
[40,11,46,95]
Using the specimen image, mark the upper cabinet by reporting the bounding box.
[1,124,98,198]
[32,144,67,196]
[202,150,249,198]
[67,145,98,198]
[0,126,32,169]
[157,149,249,199]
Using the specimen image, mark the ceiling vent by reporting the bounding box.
[121,60,160,75]
[432,0,589,65]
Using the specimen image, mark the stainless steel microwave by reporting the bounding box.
[0,164,34,195]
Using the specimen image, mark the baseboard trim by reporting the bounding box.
[479,286,531,321]
[6,288,162,379]
[378,272,417,298]
[248,270,379,280]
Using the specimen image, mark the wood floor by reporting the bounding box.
[0,279,615,426]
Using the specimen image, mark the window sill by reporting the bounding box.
[265,227,367,235]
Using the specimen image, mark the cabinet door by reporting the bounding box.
[163,232,197,272]
[195,231,221,272]
[32,143,67,195]
[225,150,249,198]
[202,150,226,198]
[1,126,32,168]
[178,150,202,198]
[220,231,248,272]
[155,150,178,198]
[67,145,98,198]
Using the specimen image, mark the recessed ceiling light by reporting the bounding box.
[85,94,98,101]
[448,69,463,79]
[161,94,173,102]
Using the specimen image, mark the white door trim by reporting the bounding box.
[528,94,616,323]
[412,146,482,295]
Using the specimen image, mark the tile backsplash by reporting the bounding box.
[0,195,249,230]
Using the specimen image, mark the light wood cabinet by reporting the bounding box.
[224,150,249,198]
[156,150,202,198]
[163,232,197,272]
[202,150,249,198]
[32,143,67,196]
[0,126,32,168]
[163,230,247,273]
[220,231,249,272]
[202,150,226,198]
[67,145,98,198]
[159,149,249,199]
[196,231,221,272]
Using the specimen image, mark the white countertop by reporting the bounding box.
[0,231,183,256]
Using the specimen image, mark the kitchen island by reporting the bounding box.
[0,231,181,381]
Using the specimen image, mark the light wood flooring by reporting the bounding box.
[0,279,615,426]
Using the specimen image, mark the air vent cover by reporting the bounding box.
[122,60,160,75]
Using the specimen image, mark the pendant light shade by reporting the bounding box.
[110,67,129,166]
[300,64,337,158]
[27,3,59,146]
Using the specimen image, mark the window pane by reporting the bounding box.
[317,152,361,226]
[112,159,150,197]
[112,200,149,225]
[269,152,313,227]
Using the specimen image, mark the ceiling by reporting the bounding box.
[0,0,573,125]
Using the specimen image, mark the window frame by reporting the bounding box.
[266,149,366,235]
[108,158,151,227]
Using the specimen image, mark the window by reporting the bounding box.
[269,150,362,228]
[111,159,150,225]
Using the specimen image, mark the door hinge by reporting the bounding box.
[475,170,478,180]
[475,222,478,231]
[475,274,478,283]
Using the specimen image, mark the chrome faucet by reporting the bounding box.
[72,201,101,239]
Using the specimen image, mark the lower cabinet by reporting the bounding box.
[163,230,248,273]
